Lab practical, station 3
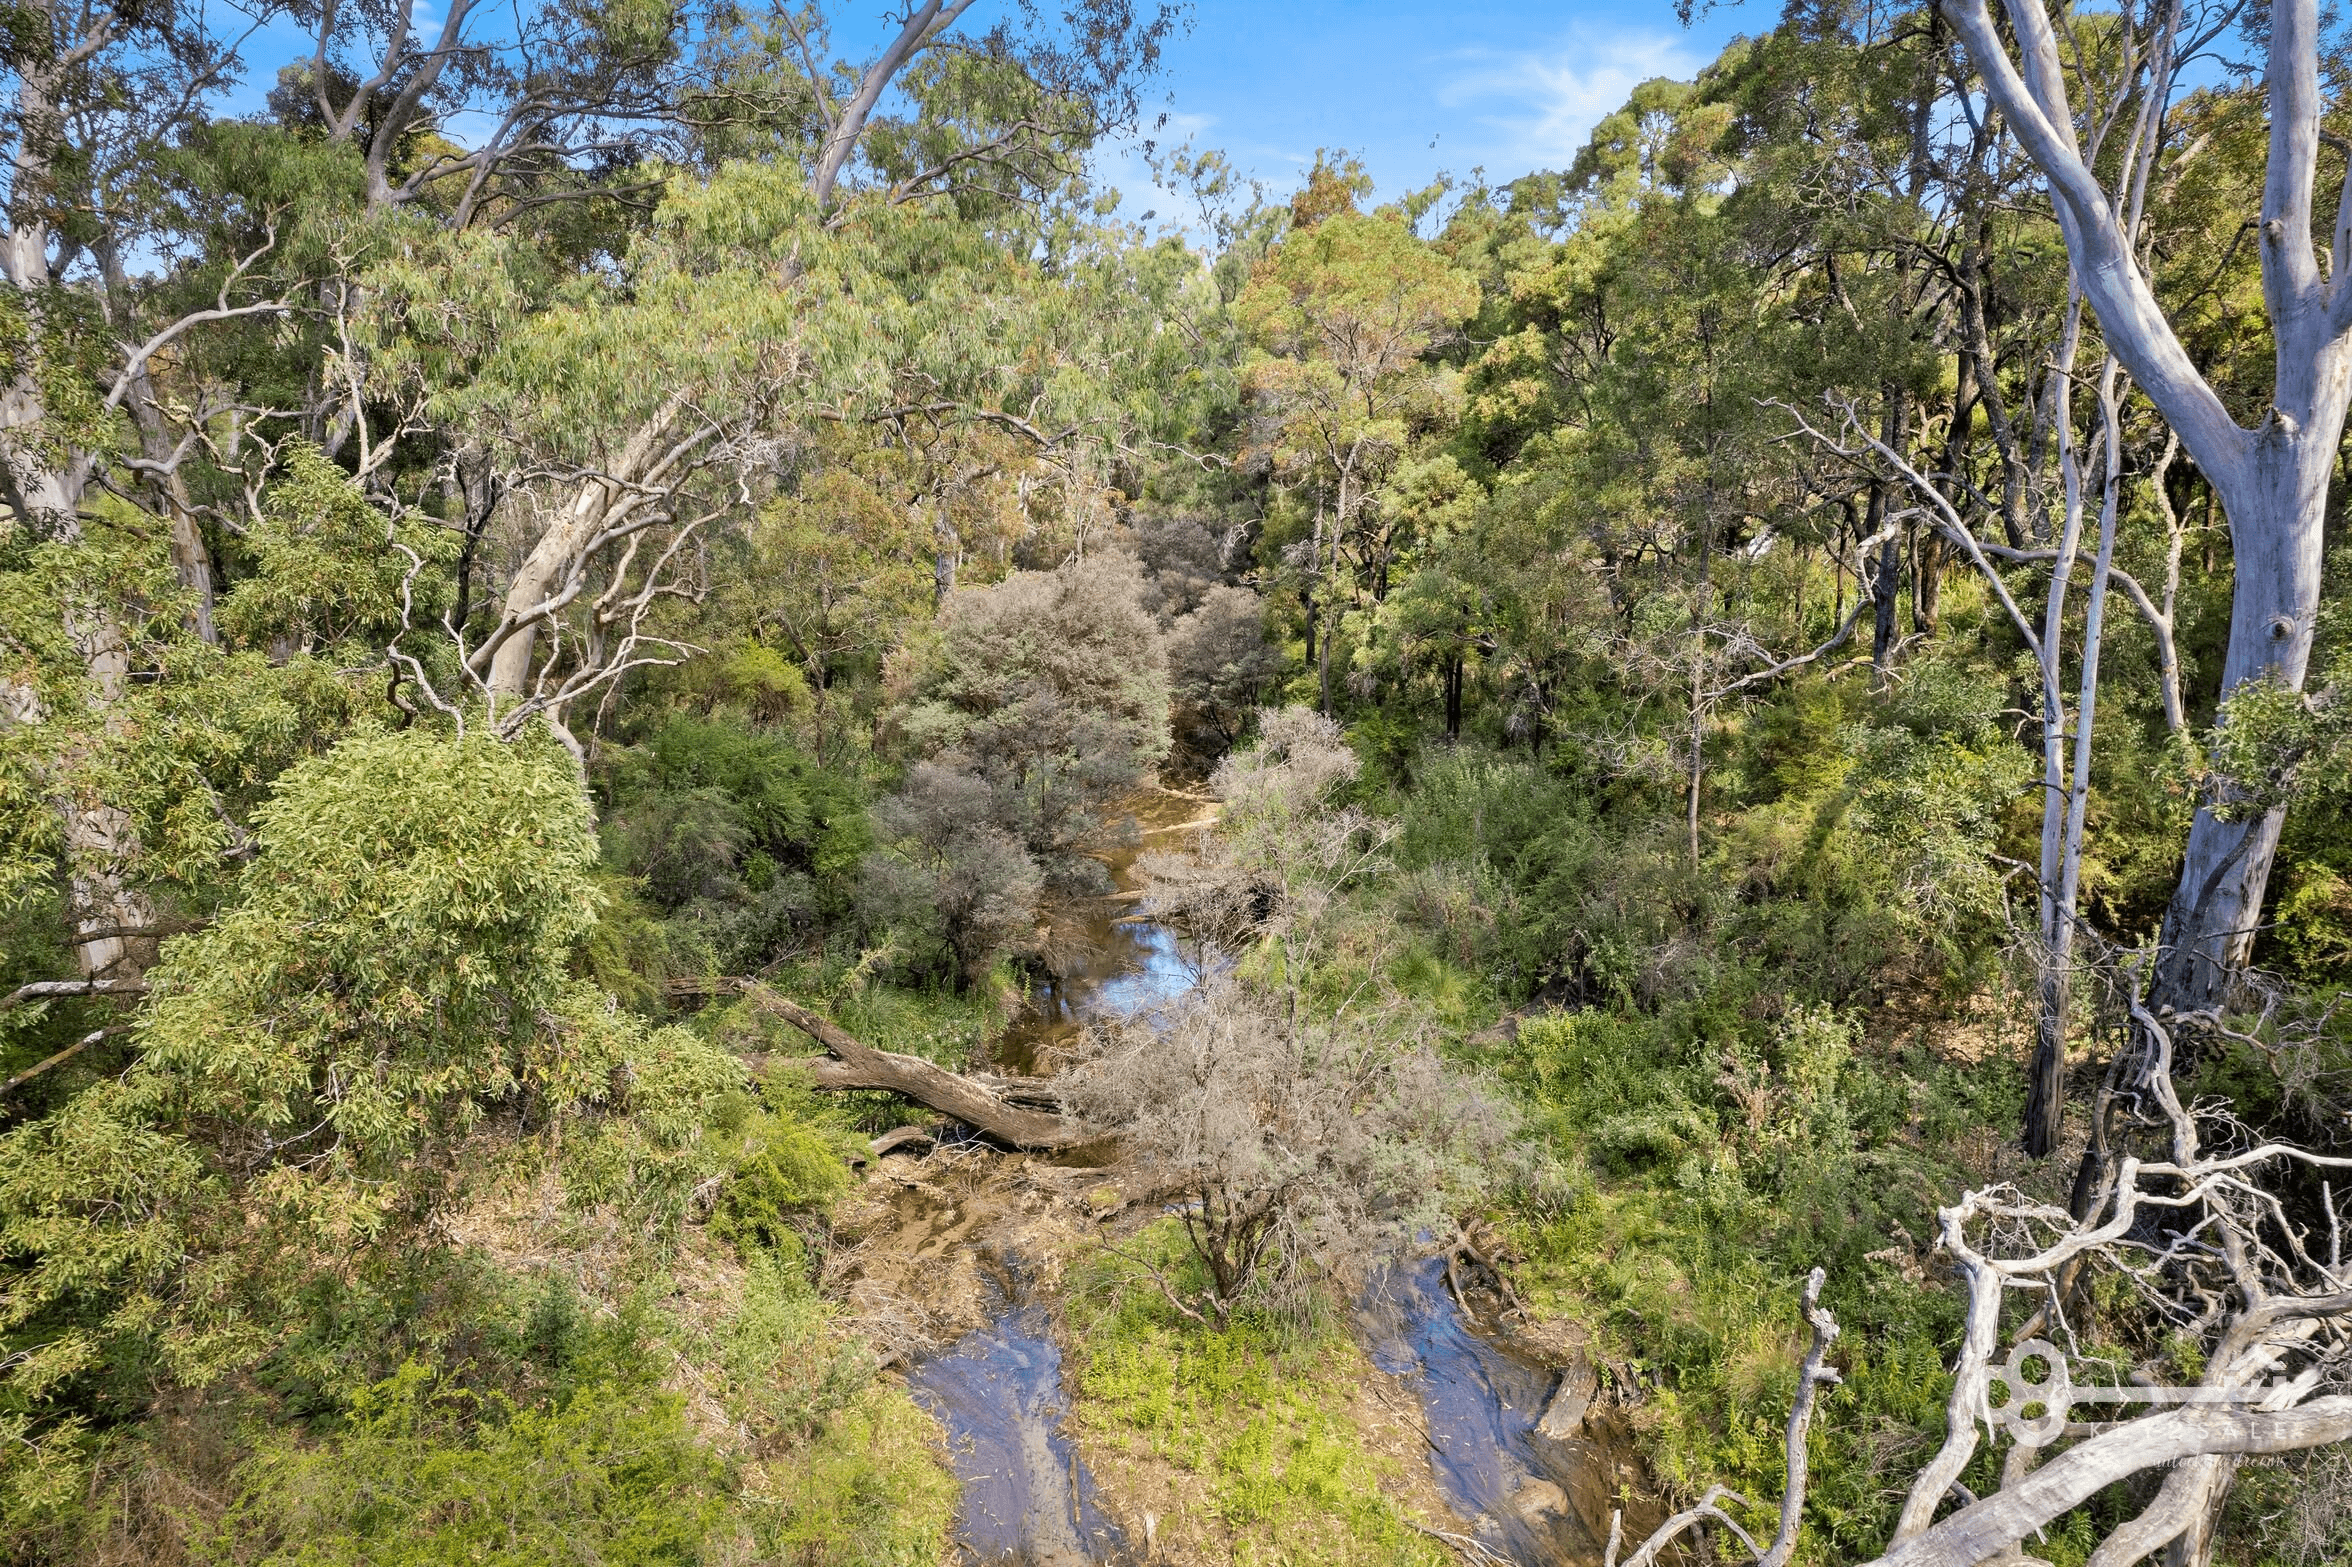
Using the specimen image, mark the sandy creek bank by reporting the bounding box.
[819,790,1648,1565]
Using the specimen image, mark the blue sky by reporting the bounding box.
[1112,0,1749,212]
[212,0,1754,217]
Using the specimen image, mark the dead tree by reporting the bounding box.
[1609,1018,2352,1567]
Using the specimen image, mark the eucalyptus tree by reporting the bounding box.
[296,0,691,223]
[0,0,715,981]
[711,449,935,762]
[1442,57,1937,857]
[852,211,1230,601]
[388,162,883,745]
[1941,0,2352,1023]
[1237,196,1478,714]
[0,0,297,981]
[409,0,1184,740]
[1763,0,2203,1157]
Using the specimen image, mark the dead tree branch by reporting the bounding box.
[1608,1020,2352,1567]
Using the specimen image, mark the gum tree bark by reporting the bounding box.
[2027,361,2124,1155]
[1941,0,2352,1012]
[472,395,710,705]
[476,0,991,712]
[2,1,168,981]
[806,0,981,211]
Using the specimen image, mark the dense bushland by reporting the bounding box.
[0,0,2349,1560]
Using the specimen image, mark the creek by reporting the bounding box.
[1361,1257,1619,1565]
[889,791,1615,1566]
[904,1270,1132,1566]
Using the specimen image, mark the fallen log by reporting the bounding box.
[867,1124,938,1158]
[743,984,1095,1151]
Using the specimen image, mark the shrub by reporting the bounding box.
[1074,973,1511,1326]
[709,1116,853,1270]
[203,1362,733,1566]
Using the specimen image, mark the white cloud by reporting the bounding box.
[1438,33,1702,175]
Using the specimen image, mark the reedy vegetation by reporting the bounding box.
[0,0,2345,1561]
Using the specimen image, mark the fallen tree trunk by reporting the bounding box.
[743,984,1095,1151]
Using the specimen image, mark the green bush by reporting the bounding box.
[597,714,868,971]
[205,1362,734,1566]
[709,1115,853,1267]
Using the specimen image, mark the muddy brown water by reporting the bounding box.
[881,790,1615,1566]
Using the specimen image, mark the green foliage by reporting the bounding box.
[605,715,866,888]
[0,288,117,487]
[892,552,1173,803]
[216,445,458,658]
[753,1383,955,1567]
[137,729,600,1184]
[0,729,738,1440]
[2195,660,2352,824]
[1069,1223,1450,1566]
[5,2,2348,1561]
[707,1111,852,1266]
[1484,1003,1987,1558]
[1840,704,2032,970]
[598,713,869,971]
[548,1013,745,1234]
[866,552,1172,982]
[204,1361,733,1566]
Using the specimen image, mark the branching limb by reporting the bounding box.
[0,978,146,1011]
[1607,1269,1842,1567]
[1607,1485,1764,1567]
[0,1028,117,1094]
[743,984,1094,1150]
[1760,1268,1844,1567]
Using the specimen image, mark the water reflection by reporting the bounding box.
[916,790,1610,1565]
[915,792,1204,1562]
[906,1270,1134,1566]
[994,794,1217,1074]
[1361,1256,1611,1566]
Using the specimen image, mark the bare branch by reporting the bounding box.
[0,1028,115,1094]
[0,978,146,1011]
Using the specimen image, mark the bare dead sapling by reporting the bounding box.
[1132,705,1387,976]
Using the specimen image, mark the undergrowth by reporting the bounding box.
[1066,1222,1451,1567]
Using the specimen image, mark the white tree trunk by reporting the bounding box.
[1945,0,2352,1015]
[484,477,615,701]
[2150,431,2338,1009]
[1,74,163,981]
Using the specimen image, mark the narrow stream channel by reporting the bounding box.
[900,791,1608,1566]
[904,1269,1134,1566]
[902,793,1197,1565]
[1361,1257,1615,1566]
